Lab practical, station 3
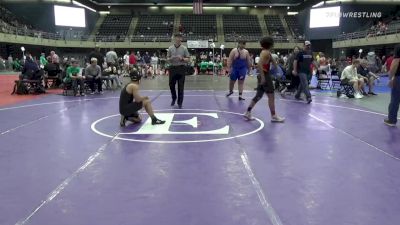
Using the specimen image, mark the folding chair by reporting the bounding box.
[337,81,355,98]
[331,70,341,90]
[317,71,331,90]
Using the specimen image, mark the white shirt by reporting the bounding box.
[151,56,159,65]
[341,65,359,81]
[255,56,260,64]
[123,54,129,64]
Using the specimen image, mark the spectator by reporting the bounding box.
[64,59,85,96]
[367,51,379,73]
[21,52,43,80]
[281,46,301,95]
[85,58,103,94]
[358,59,379,95]
[105,48,118,67]
[44,59,61,88]
[88,47,104,70]
[0,56,5,71]
[50,51,59,64]
[7,55,13,70]
[39,52,48,67]
[255,54,260,65]
[129,51,137,66]
[318,52,329,74]
[150,53,159,77]
[341,59,365,99]
[123,51,130,72]
[103,63,121,88]
[384,51,394,73]
[143,52,151,65]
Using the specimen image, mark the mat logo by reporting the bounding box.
[120,113,229,135]
[91,109,264,143]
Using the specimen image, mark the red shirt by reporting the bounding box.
[386,56,394,72]
[129,54,137,65]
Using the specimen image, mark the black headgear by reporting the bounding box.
[129,69,142,82]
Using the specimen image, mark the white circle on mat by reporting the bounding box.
[91,109,265,144]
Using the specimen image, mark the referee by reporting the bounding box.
[167,33,190,109]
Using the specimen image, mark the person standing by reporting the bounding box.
[151,53,159,77]
[293,41,314,104]
[39,52,48,67]
[88,46,104,71]
[384,51,394,73]
[129,51,137,67]
[167,33,190,109]
[50,51,60,70]
[123,51,130,74]
[281,46,300,96]
[7,55,13,70]
[226,40,252,101]
[105,48,118,67]
[244,36,285,123]
[384,44,400,127]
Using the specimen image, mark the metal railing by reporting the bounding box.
[2,22,306,44]
[335,21,400,41]
[0,24,91,41]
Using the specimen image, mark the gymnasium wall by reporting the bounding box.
[3,2,99,34]
[300,3,399,40]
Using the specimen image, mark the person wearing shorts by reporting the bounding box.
[119,68,165,127]
[226,40,251,101]
[341,59,365,99]
[358,59,379,95]
[244,36,285,123]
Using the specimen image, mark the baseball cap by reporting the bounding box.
[305,41,311,46]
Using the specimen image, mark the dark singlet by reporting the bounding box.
[119,84,134,112]
[261,51,272,74]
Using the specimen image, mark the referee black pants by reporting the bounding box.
[169,65,186,106]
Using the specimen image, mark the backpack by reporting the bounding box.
[11,81,28,95]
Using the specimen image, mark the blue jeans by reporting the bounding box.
[388,76,400,124]
[295,72,311,99]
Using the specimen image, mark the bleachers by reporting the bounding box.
[180,15,217,41]
[96,15,133,42]
[264,15,288,42]
[223,15,262,42]
[131,15,174,42]
[284,15,305,41]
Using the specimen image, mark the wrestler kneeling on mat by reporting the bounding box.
[119,68,165,126]
[244,36,285,123]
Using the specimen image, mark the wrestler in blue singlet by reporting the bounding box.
[230,48,248,81]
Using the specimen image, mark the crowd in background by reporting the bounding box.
[0,45,394,98]
[365,10,400,38]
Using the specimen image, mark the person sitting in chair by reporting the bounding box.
[21,52,44,81]
[119,67,165,126]
[64,59,85,96]
[44,58,61,88]
[103,64,122,89]
[358,59,379,95]
[341,59,365,99]
[85,58,103,94]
